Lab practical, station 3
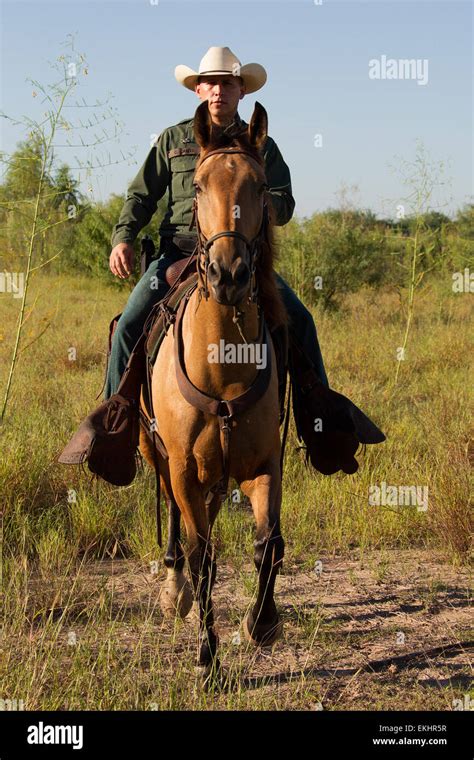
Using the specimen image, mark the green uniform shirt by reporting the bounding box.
[110,112,295,248]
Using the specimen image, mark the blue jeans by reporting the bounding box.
[105,244,328,399]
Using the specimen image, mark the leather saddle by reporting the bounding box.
[165,253,197,287]
[161,234,198,287]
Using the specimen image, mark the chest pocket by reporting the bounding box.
[169,152,198,201]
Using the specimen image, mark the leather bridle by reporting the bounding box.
[188,147,269,304]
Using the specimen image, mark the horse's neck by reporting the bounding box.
[183,292,263,398]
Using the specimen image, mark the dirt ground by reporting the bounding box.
[46,548,472,710]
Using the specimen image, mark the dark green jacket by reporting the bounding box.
[111,112,295,248]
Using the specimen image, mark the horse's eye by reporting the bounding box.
[259,183,268,194]
[193,183,201,193]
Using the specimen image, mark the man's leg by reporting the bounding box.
[105,245,186,399]
[58,242,194,479]
[275,273,329,388]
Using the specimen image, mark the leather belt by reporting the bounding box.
[171,235,197,253]
[160,235,197,255]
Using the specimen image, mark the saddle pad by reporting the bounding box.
[145,273,198,366]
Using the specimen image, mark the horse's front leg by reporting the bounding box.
[138,431,193,618]
[171,473,220,678]
[160,496,193,619]
[240,458,284,646]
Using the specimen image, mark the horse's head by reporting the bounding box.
[192,101,270,308]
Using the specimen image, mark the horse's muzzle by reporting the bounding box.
[207,258,250,306]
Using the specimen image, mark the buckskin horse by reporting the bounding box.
[139,101,288,681]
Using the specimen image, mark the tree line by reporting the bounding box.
[1,138,472,309]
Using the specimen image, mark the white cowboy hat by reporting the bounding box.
[175,46,267,94]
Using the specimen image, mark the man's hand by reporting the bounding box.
[109,243,135,278]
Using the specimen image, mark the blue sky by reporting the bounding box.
[1,0,472,220]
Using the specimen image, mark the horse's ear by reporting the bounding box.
[193,101,213,149]
[248,102,268,153]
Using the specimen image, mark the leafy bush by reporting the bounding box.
[276,210,390,309]
[52,192,169,287]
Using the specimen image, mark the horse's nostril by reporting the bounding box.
[208,261,220,279]
[207,259,249,295]
[234,262,250,286]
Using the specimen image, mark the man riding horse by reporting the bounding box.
[60,46,384,481]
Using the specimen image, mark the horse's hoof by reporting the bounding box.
[159,570,193,619]
[243,612,283,647]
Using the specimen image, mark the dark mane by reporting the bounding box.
[198,132,288,330]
